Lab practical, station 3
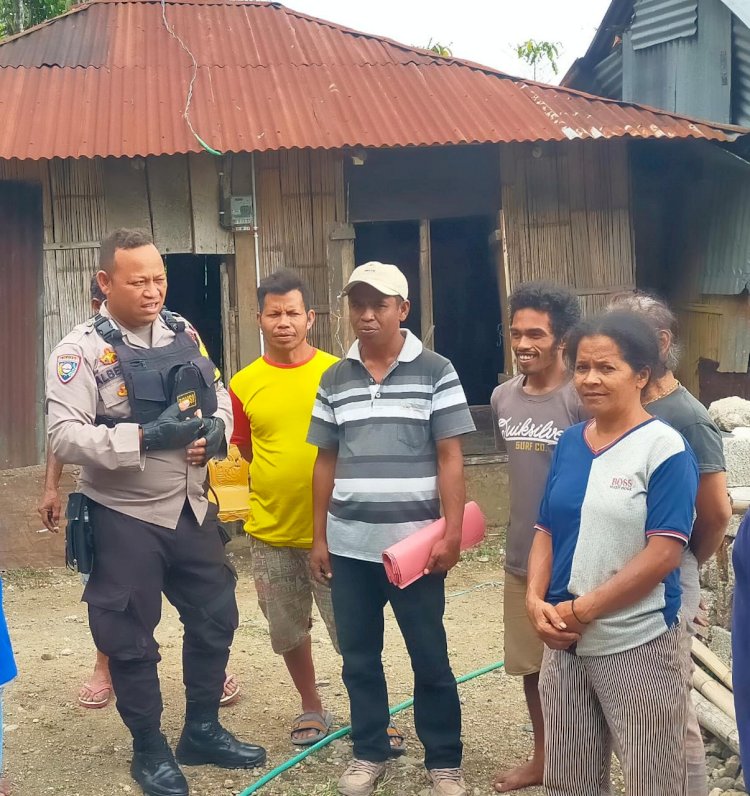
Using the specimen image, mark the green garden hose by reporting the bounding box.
[238,660,505,796]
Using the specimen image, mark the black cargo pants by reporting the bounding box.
[82,500,238,734]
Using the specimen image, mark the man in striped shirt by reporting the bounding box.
[307,262,475,796]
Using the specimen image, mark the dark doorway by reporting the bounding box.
[432,217,503,405]
[353,217,503,406]
[353,221,421,337]
[1,181,42,468]
[165,254,223,369]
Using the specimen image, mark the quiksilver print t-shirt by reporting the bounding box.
[491,375,584,576]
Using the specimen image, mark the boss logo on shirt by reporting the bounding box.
[610,476,634,491]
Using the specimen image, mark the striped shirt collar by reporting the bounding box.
[346,328,423,364]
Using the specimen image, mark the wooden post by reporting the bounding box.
[327,222,356,356]
[496,209,514,376]
[234,232,261,367]
[219,262,237,380]
[419,219,434,350]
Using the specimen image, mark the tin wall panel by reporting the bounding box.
[734,15,750,125]
[700,161,750,295]
[624,0,732,122]
[631,0,698,50]
[0,181,42,469]
[593,48,624,98]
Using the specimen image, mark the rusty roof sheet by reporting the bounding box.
[0,0,747,161]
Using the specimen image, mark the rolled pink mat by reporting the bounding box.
[382,501,486,588]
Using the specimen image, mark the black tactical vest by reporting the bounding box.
[93,309,219,425]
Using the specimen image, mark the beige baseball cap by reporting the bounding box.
[342,261,409,300]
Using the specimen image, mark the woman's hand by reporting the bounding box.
[555,600,589,636]
[527,596,582,650]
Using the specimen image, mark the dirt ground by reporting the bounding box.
[2,537,547,796]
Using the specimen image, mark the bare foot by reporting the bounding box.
[0,776,11,795]
[493,759,543,792]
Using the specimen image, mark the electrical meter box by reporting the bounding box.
[220,195,254,231]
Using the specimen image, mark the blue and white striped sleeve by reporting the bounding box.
[645,447,699,546]
[430,362,476,440]
[306,376,340,450]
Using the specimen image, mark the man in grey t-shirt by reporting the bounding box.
[490,283,583,794]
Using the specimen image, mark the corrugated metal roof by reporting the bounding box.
[734,14,750,125]
[0,0,746,161]
[631,0,698,50]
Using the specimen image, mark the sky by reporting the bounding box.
[282,0,614,83]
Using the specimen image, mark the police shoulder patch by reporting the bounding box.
[57,354,81,384]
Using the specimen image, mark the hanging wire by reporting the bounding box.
[160,0,223,157]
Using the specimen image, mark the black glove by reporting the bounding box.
[141,403,205,451]
[201,417,227,461]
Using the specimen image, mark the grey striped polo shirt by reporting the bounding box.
[307,330,476,563]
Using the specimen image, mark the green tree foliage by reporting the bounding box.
[425,38,453,58]
[0,0,70,38]
[515,38,561,80]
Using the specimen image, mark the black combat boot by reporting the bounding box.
[131,730,189,796]
[175,719,266,769]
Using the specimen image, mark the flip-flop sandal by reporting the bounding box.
[290,710,334,746]
[388,719,406,757]
[220,674,241,707]
[78,682,112,709]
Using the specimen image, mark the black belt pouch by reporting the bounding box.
[65,493,95,575]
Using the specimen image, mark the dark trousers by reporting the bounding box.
[330,554,462,770]
[83,501,238,735]
[733,511,750,769]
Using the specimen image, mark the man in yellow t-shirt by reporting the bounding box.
[229,269,339,747]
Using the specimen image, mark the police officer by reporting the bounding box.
[46,228,265,796]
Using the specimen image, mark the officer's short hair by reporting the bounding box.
[99,228,155,273]
[258,269,312,312]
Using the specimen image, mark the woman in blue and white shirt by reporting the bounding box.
[527,310,698,796]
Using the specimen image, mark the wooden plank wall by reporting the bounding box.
[251,149,346,355]
[0,158,105,362]
[101,153,235,255]
[46,159,108,357]
[677,295,750,397]
[1,150,344,408]
[499,139,636,312]
[2,153,236,369]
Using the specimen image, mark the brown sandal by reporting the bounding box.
[290,710,334,746]
[388,719,406,756]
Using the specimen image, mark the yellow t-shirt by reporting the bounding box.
[228,349,338,548]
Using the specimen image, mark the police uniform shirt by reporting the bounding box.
[46,302,233,529]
